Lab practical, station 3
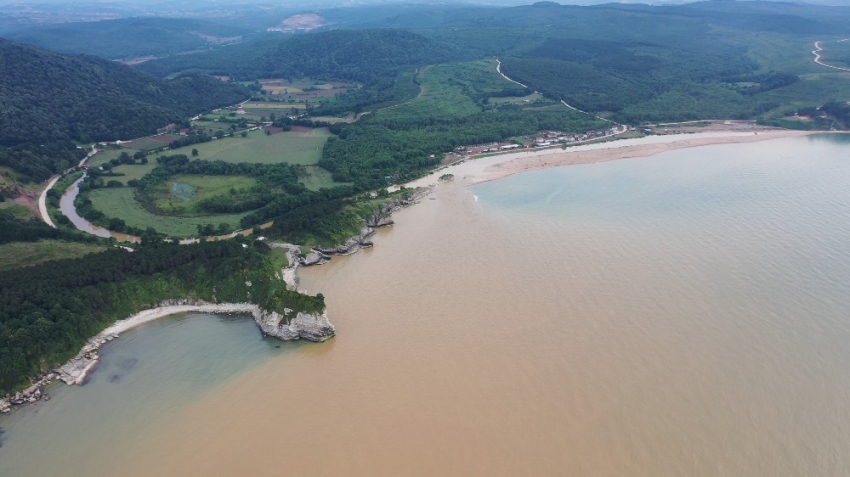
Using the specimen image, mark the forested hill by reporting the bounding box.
[0,39,248,146]
[136,29,470,81]
[0,39,248,182]
[2,17,251,60]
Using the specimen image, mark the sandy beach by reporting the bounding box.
[405,129,825,188]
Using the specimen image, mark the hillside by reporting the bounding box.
[2,17,251,60]
[137,29,470,81]
[0,39,249,182]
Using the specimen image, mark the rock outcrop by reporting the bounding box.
[255,310,335,342]
[314,227,376,256]
[302,250,331,266]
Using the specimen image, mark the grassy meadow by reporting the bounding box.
[152,175,258,215]
[0,240,107,271]
[378,59,518,120]
[167,127,332,165]
[88,187,248,237]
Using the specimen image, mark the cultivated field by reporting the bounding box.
[167,127,332,165]
[88,187,248,237]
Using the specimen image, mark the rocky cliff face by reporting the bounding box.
[256,310,335,342]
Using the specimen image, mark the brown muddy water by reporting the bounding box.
[3,135,850,476]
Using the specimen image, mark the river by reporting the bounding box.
[4,134,850,476]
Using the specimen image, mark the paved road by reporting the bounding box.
[496,58,614,123]
[38,175,61,228]
[812,40,850,73]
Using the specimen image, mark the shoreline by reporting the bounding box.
[0,299,334,414]
[0,128,830,416]
[405,129,831,189]
[0,186,433,415]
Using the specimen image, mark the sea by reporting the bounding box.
[2,134,850,476]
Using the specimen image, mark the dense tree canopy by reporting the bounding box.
[137,29,470,82]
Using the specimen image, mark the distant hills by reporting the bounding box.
[2,18,251,60]
[136,29,470,82]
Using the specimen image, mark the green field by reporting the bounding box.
[489,92,544,104]
[0,202,32,218]
[88,147,141,168]
[166,128,332,165]
[105,162,157,185]
[299,165,350,191]
[193,120,235,133]
[151,175,258,215]
[378,59,526,120]
[88,187,248,237]
[0,240,107,271]
[760,72,850,113]
[122,134,180,151]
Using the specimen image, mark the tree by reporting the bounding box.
[107,217,126,231]
[191,148,199,157]
[241,131,248,138]
[217,223,231,234]
[141,156,148,164]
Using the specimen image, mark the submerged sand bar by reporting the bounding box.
[406,129,824,188]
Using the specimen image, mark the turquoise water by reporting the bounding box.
[0,313,296,475]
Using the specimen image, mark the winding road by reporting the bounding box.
[496,58,614,123]
[812,40,850,73]
[38,175,61,228]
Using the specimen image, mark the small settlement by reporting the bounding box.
[456,125,631,157]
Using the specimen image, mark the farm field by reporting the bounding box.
[122,134,181,151]
[106,163,157,185]
[88,187,248,237]
[151,175,258,215]
[167,127,332,165]
[192,120,233,133]
[256,78,353,101]
[0,240,107,271]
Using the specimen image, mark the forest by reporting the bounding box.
[2,18,251,60]
[137,30,470,82]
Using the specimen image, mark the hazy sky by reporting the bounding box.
[0,0,841,8]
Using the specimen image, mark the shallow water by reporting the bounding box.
[5,134,850,476]
[0,313,293,475]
